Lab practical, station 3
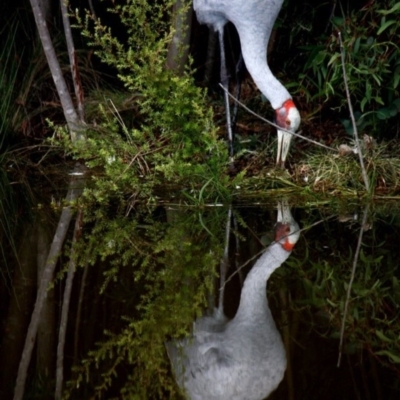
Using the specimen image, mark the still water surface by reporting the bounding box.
[1,201,399,399]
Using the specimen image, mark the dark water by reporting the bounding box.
[1,201,400,399]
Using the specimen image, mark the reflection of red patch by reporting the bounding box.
[275,222,294,252]
[281,241,295,252]
[275,222,289,240]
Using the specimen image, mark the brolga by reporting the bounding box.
[166,202,300,400]
[194,0,301,167]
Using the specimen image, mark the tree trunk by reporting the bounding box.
[166,0,193,75]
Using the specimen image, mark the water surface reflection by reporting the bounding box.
[1,202,399,399]
[166,203,300,399]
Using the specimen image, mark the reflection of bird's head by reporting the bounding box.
[275,202,300,252]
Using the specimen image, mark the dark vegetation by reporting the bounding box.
[1,0,400,399]
[1,0,400,202]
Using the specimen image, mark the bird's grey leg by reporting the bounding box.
[204,30,217,86]
[232,211,244,286]
[276,130,283,166]
[218,27,234,164]
[232,52,245,134]
[218,206,232,315]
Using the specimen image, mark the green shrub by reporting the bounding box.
[68,0,230,205]
[284,0,400,138]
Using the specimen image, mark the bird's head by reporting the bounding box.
[275,99,301,132]
[275,99,301,167]
[274,201,300,252]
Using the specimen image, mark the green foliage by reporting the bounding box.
[0,21,21,266]
[0,21,19,148]
[290,139,400,196]
[290,0,400,137]
[68,0,230,205]
[66,206,229,399]
[277,212,400,370]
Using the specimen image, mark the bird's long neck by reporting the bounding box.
[235,21,291,110]
[234,242,291,322]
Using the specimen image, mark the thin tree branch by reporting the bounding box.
[60,0,85,122]
[14,3,88,399]
[29,0,83,140]
[337,203,370,367]
[13,166,86,400]
[221,216,335,291]
[338,32,370,192]
[73,263,89,365]
[88,0,98,21]
[55,209,83,399]
[219,83,337,153]
[325,0,337,33]
[218,206,232,315]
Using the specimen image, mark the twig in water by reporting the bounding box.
[220,216,334,291]
[55,209,83,400]
[338,32,370,192]
[337,203,370,367]
[13,166,85,400]
[218,83,336,154]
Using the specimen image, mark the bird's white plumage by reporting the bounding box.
[194,0,290,109]
[166,204,300,399]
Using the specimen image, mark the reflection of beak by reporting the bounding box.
[276,130,293,168]
[277,200,290,224]
[276,200,300,246]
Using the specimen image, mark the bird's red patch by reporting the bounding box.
[282,99,296,111]
[275,99,296,129]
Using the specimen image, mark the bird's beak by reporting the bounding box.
[276,129,293,168]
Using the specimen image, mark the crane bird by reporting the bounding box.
[166,202,300,399]
[194,0,301,167]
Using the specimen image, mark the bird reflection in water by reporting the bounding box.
[166,202,300,400]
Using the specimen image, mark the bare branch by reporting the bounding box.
[60,0,85,121]
[88,0,98,21]
[13,166,86,400]
[55,209,83,399]
[73,264,89,365]
[29,0,84,140]
[219,83,337,153]
[337,203,370,367]
[221,217,335,291]
[338,32,370,192]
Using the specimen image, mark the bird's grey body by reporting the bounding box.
[193,0,300,166]
[194,0,288,109]
[166,204,300,399]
